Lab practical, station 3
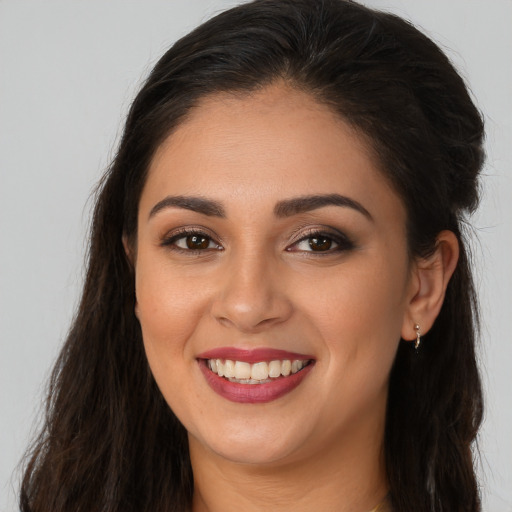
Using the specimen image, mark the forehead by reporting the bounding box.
[142,83,405,225]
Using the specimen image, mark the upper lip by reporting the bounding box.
[196,347,314,364]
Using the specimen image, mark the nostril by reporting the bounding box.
[213,312,283,332]
[212,283,294,325]
[210,264,294,331]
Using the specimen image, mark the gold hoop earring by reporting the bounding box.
[414,324,421,350]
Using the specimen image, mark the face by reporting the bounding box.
[133,84,416,467]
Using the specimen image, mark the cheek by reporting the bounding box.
[300,255,408,383]
[307,262,406,338]
[306,265,406,429]
[134,259,210,421]
[134,253,208,364]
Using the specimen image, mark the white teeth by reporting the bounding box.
[208,358,309,383]
[268,360,281,378]
[251,362,269,380]
[234,361,251,380]
[281,360,292,376]
[224,359,235,378]
[228,377,273,384]
[216,359,224,377]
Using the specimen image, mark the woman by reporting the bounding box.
[20,0,484,511]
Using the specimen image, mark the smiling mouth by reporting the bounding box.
[205,358,313,384]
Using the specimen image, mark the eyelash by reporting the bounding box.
[161,227,223,254]
[160,227,354,255]
[287,228,355,254]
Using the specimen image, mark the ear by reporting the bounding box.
[122,234,135,266]
[122,234,139,319]
[401,230,459,341]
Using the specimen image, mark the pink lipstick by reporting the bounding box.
[197,347,315,404]
[197,347,313,364]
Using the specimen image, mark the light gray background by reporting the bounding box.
[1,1,510,511]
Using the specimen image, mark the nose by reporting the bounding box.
[210,251,293,333]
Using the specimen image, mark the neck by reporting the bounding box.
[189,416,388,512]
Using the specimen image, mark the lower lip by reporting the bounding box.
[198,360,314,404]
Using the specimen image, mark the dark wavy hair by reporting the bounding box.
[20,1,485,511]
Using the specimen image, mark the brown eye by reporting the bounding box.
[186,235,210,250]
[308,236,333,252]
[288,230,352,254]
[165,231,221,251]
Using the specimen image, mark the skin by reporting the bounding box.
[129,83,458,512]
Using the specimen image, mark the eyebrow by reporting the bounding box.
[148,193,372,221]
[274,194,372,220]
[149,195,226,219]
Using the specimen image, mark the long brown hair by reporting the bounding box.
[21,1,484,511]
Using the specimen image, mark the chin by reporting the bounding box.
[206,441,298,466]
[188,418,312,466]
